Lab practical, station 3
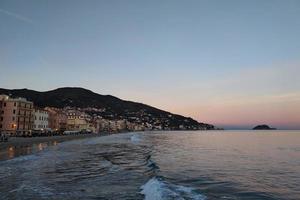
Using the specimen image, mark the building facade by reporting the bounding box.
[33,109,49,131]
[66,109,89,131]
[0,95,34,136]
[45,107,67,132]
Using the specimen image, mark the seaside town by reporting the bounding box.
[0,94,212,139]
[0,94,147,138]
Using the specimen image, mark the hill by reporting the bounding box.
[0,87,214,130]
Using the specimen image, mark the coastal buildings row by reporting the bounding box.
[0,94,149,136]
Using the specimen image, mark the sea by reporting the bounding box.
[0,130,299,200]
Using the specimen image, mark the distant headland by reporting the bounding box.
[253,125,277,130]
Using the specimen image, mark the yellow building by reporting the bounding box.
[66,109,89,131]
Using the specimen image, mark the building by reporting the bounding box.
[97,118,111,132]
[95,119,135,133]
[45,107,67,132]
[66,109,89,131]
[33,109,49,131]
[0,95,34,136]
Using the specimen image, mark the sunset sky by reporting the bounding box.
[1,0,299,129]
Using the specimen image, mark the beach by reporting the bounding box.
[0,133,109,154]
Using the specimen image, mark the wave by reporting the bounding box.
[9,182,55,198]
[147,159,159,170]
[140,177,206,200]
[3,154,39,163]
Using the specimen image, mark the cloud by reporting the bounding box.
[0,8,34,24]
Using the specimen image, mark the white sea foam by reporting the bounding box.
[140,177,206,200]
[10,182,55,197]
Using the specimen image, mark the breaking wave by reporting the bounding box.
[140,177,206,200]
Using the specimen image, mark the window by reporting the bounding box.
[0,124,2,128]
[14,102,16,106]
[1,111,4,114]
[13,110,16,114]
[4,103,6,107]
[0,117,3,121]
[12,117,15,121]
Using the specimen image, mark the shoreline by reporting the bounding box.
[0,133,112,152]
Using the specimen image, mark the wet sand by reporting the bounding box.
[0,133,110,151]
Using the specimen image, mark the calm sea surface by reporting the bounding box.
[0,131,299,200]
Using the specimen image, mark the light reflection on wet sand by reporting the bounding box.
[1,140,59,160]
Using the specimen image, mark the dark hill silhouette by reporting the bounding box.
[253,124,276,130]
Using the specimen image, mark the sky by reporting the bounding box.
[0,0,300,129]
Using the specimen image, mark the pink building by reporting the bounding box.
[0,95,34,136]
[45,107,67,132]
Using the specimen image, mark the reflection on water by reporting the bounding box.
[1,140,59,160]
[8,147,14,159]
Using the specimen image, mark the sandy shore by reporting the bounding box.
[0,133,110,151]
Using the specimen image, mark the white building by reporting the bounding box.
[33,109,49,131]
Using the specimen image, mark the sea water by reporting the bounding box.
[0,130,299,200]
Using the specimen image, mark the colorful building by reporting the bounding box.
[66,109,90,131]
[0,95,34,136]
[45,107,67,132]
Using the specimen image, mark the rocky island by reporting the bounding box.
[253,125,277,130]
